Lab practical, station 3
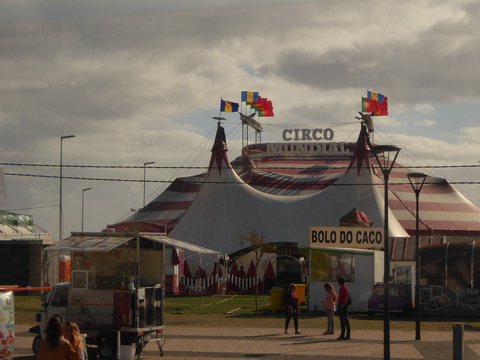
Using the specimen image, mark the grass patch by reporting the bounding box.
[165,294,271,315]
[13,293,480,331]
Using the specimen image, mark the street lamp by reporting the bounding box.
[81,187,92,232]
[224,255,230,294]
[59,135,75,241]
[299,256,305,283]
[143,162,155,208]
[371,144,401,360]
[407,172,427,341]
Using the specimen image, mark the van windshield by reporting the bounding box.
[372,287,400,297]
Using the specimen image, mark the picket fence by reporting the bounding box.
[180,274,266,295]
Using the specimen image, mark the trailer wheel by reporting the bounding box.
[32,335,42,355]
[97,338,116,360]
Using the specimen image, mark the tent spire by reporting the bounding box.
[347,123,372,176]
[207,122,231,176]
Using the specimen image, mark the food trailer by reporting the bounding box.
[31,232,219,359]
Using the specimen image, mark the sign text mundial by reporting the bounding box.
[282,128,334,141]
[267,142,349,156]
[309,226,384,249]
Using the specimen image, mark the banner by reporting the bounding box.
[309,226,384,249]
[0,291,14,359]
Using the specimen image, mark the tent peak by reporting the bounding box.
[207,123,232,177]
[347,123,373,176]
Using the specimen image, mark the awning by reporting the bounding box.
[44,236,132,252]
[145,235,219,254]
[44,232,220,255]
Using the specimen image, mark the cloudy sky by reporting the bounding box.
[1,0,479,240]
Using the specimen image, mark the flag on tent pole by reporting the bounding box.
[250,96,274,117]
[367,91,385,103]
[220,99,239,112]
[362,93,388,116]
[241,91,259,103]
[362,97,378,113]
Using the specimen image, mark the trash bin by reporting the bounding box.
[269,288,285,314]
[295,284,307,305]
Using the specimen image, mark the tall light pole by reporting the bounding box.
[59,135,75,241]
[371,144,401,360]
[299,256,305,283]
[407,172,427,341]
[81,187,92,232]
[143,161,155,207]
[224,254,230,294]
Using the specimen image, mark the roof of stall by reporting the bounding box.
[44,232,219,254]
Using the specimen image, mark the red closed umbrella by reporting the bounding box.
[264,260,276,279]
[246,260,256,278]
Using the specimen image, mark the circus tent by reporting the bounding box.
[109,122,480,260]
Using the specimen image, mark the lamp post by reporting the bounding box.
[299,256,305,283]
[371,144,401,360]
[59,135,75,241]
[407,172,427,341]
[81,187,92,232]
[225,254,230,294]
[143,161,155,208]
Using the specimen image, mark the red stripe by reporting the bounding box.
[241,173,337,191]
[399,219,480,232]
[389,199,480,213]
[391,183,457,195]
[143,201,193,211]
[168,178,202,193]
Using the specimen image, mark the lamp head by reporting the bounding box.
[371,145,401,175]
[407,172,427,193]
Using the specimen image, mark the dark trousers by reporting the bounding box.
[338,306,350,337]
[285,312,298,331]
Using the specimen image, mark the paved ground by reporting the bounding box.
[13,324,480,359]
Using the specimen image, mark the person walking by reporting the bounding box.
[37,317,80,360]
[321,282,337,335]
[337,276,351,340]
[284,283,301,334]
[63,321,88,360]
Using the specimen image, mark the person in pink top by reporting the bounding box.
[337,276,351,340]
[321,282,337,335]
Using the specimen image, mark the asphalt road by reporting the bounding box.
[12,324,480,359]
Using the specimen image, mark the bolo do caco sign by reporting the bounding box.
[309,226,384,249]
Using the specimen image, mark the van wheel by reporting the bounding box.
[32,335,42,355]
[97,338,116,360]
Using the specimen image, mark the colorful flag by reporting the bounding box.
[367,91,385,103]
[250,96,274,117]
[376,96,388,116]
[220,99,239,112]
[362,96,388,116]
[362,97,378,113]
[258,107,274,117]
[241,91,259,103]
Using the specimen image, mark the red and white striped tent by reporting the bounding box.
[110,123,480,260]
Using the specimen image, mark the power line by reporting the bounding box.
[4,172,480,185]
[0,162,479,170]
